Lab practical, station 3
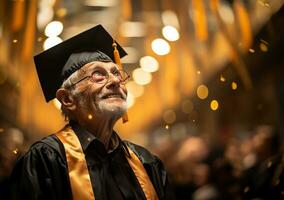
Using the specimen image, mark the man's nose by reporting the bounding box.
[105,73,120,88]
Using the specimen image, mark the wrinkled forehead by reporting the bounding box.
[79,61,119,74]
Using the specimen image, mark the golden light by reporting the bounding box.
[139,56,159,72]
[45,21,64,37]
[53,99,61,110]
[43,36,63,50]
[260,42,268,52]
[37,8,54,30]
[163,109,176,124]
[232,82,238,90]
[162,10,180,28]
[218,2,235,24]
[13,148,18,155]
[197,70,201,75]
[119,21,146,37]
[220,75,226,82]
[13,39,18,43]
[56,8,67,17]
[132,68,152,85]
[197,84,209,99]
[210,100,219,111]
[88,114,93,120]
[181,100,194,114]
[165,125,169,130]
[162,25,180,41]
[249,48,255,53]
[126,81,144,97]
[151,38,170,56]
[126,92,135,108]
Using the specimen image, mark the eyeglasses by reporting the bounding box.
[67,68,130,89]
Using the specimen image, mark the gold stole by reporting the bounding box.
[55,125,158,200]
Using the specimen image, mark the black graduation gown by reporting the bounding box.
[9,125,175,200]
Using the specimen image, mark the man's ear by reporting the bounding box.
[56,88,76,111]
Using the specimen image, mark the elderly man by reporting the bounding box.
[10,25,175,200]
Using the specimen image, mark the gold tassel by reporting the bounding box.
[112,41,129,123]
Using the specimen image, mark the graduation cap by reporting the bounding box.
[34,24,129,122]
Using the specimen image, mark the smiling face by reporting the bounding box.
[73,61,128,120]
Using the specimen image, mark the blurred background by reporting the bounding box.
[1,0,284,199]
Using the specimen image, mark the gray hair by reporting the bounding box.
[59,71,84,120]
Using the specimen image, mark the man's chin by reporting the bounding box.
[98,101,127,118]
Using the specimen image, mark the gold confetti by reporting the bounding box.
[249,48,255,53]
[13,148,18,155]
[232,82,238,90]
[210,100,219,111]
[88,114,93,120]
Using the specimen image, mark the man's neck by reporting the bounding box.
[77,116,117,150]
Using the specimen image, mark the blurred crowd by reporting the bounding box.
[151,125,284,200]
[1,124,284,199]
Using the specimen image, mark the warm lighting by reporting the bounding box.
[37,8,54,30]
[43,36,63,50]
[197,70,201,75]
[165,125,169,129]
[232,81,238,90]
[249,48,255,53]
[162,10,179,28]
[56,8,67,17]
[210,100,219,111]
[126,81,144,97]
[163,109,176,124]
[151,38,170,56]
[53,99,61,110]
[259,42,268,52]
[84,0,118,7]
[45,21,64,37]
[132,68,152,85]
[119,21,146,37]
[121,47,139,64]
[13,39,18,43]
[140,56,159,72]
[88,114,93,120]
[13,148,18,155]
[126,92,135,108]
[220,75,226,82]
[162,25,180,41]
[197,84,209,99]
[218,2,235,24]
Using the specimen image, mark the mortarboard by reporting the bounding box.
[34,24,127,102]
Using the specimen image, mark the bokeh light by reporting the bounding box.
[139,56,159,72]
[162,25,180,41]
[126,92,135,108]
[45,21,64,37]
[132,68,152,85]
[232,81,238,90]
[197,84,209,99]
[151,38,170,55]
[126,81,144,97]
[210,100,219,111]
[43,36,63,50]
[163,109,176,124]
